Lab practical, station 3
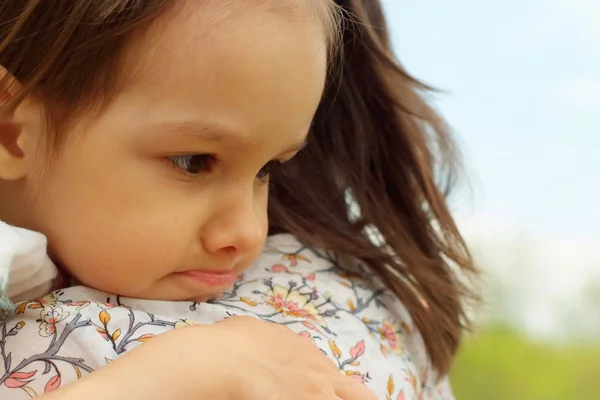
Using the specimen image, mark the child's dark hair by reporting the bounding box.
[0,0,478,376]
[270,0,478,375]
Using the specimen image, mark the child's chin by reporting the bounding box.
[188,292,223,303]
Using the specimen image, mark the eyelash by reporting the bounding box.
[169,154,217,175]
[168,154,283,183]
[256,160,283,183]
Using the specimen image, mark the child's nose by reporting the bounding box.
[201,200,266,259]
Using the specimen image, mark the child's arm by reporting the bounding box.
[39,322,231,400]
[39,317,377,400]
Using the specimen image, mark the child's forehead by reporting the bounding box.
[99,0,328,149]
[119,0,332,87]
[147,0,331,39]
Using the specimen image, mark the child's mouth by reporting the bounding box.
[174,269,237,287]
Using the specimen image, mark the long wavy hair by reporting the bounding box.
[270,0,478,375]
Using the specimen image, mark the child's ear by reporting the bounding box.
[0,122,28,181]
[0,67,33,181]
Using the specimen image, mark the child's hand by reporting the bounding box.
[42,316,376,400]
[206,316,377,400]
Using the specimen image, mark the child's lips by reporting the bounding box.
[175,269,237,287]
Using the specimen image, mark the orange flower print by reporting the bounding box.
[99,310,111,326]
[385,375,407,400]
[174,319,200,329]
[328,340,342,359]
[405,369,419,392]
[14,321,25,330]
[263,285,323,322]
[400,321,412,335]
[282,253,310,267]
[338,271,363,281]
[15,292,60,314]
[240,297,257,306]
[347,299,357,311]
[345,370,368,383]
[38,307,70,337]
[379,321,402,354]
[380,344,389,357]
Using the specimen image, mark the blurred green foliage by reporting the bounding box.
[450,326,600,399]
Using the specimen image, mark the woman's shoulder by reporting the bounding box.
[0,234,455,399]
[229,234,456,400]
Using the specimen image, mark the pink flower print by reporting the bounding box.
[38,307,70,337]
[350,340,366,359]
[44,375,61,393]
[301,320,322,333]
[271,264,289,273]
[4,370,36,388]
[264,285,323,322]
[64,301,91,313]
[135,333,156,343]
[380,321,402,354]
[95,302,116,310]
[64,301,88,307]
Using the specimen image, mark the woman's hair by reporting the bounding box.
[270,0,478,376]
[0,0,477,376]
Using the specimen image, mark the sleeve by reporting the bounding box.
[432,377,456,400]
[0,288,183,399]
[0,221,58,325]
[0,296,116,399]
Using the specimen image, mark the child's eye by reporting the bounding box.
[169,154,216,175]
[256,160,282,183]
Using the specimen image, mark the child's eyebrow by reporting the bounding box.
[145,120,240,144]
[144,120,308,154]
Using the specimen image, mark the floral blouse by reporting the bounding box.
[0,234,455,399]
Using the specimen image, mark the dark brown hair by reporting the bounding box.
[0,0,477,376]
[270,0,478,375]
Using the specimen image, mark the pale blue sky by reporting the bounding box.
[382,0,600,239]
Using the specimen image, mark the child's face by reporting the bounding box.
[4,1,328,302]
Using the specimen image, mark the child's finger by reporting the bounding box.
[334,376,377,400]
